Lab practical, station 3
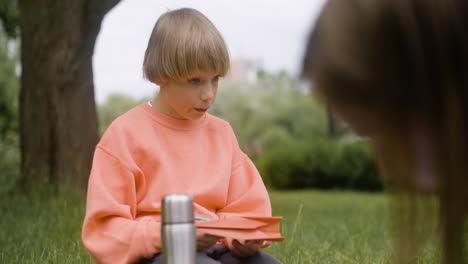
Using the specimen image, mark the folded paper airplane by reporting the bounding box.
[196,216,284,241]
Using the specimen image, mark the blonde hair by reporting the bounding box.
[143,8,230,82]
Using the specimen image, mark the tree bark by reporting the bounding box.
[18,0,120,190]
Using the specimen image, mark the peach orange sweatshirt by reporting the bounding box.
[82,103,272,264]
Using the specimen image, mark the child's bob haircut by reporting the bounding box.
[143,8,230,83]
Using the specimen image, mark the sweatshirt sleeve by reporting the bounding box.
[82,146,161,264]
[217,125,272,219]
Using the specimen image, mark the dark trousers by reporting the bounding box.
[139,244,282,264]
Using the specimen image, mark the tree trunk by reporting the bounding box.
[18,0,120,190]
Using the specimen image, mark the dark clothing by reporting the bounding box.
[139,244,282,264]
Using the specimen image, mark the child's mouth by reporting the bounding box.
[194,108,208,113]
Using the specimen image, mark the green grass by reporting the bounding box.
[265,190,393,263]
[0,189,439,263]
[0,189,92,263]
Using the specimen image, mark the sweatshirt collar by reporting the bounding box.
[141,102,207,130]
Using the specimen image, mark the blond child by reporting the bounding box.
[82,8,281,264]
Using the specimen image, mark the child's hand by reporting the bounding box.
[230,239,264,257]
[196,232,220,251]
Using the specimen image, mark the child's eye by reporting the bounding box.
[212,75,220,82]
[189,78,201,84]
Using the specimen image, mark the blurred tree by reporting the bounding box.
[18,0,120,190]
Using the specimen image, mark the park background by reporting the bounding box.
[0,0,440,263]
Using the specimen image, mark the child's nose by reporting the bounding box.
[200,84,215,101]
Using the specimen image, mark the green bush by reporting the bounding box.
[0,26,20,194]
[98,94,151,134]
[339,140,381,190]
[0,135,20,194]
[257,137,382,191]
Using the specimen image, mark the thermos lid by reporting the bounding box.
[162,193,194,224]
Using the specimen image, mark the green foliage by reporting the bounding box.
[211,71,381,191]
[0,0,19,38]
[0,134,19,193]
[258,137,382,191]
[0,22,19,194]
[97,93,150,134]
[0,24,18,137]
[339,140,381,190]
[212,71,327,160]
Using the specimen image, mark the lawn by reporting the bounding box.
[0,189,439,263]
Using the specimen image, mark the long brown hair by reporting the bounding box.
[302,0,468,263]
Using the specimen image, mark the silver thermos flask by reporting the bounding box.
[161,193,196,264]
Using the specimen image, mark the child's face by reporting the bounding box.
[155,69,220,120]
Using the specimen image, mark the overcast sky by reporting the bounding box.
[93,0,326,102]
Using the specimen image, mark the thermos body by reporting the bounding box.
[161,194,196,264]
[162,223,196,264]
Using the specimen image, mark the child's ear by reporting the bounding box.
[152,78,166,86]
